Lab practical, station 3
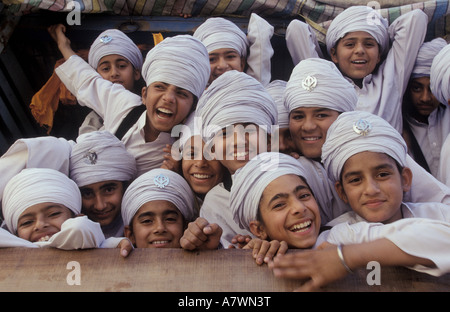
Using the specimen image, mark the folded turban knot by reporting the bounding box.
[412,38,447,78]
[231,152,318,232]
[430,43,450,105]
[142,35,210,99]
[69,130,137,187]
[121,168,196,226]
[88,29,143,71]
[266,80,288,128]
[2,168,81,234]
[193,17,249,58]
[321,111,407,183]
[284,58,357,113]
[195,70,277,141]
[326,6,389,58]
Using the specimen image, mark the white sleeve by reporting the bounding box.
[438,134,450,187]
[55,55,142,133]
[37,216,106,250]
[326,218,450,276]
[245,13,274,87]
[0,227,37,248]
[285,19,323,65]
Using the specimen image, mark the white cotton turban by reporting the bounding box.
[196,70,277,140]
[70,131,137,187]
[193,17,249,58]
[121,168,195,226]
[231,152,316,232]
[430,43,450,105]
[284,58,357,113]
[322,111,407,183]
[141,35,210,98]
[412,38,447,78]
[2,168,81,234]
[326,6,389,57]
[88,29,143,71]
[266,80,289,128]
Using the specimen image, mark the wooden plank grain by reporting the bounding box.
[0,247,449,292]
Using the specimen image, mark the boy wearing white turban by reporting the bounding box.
[121,168,197,248]
[70,130,137,238]
[287,6,428,134]
[194,70,277,247]
[402,38,450,179]
[48,24,144,135]
[1,168,106,249]
[52,25,210,176]
[194,13,273,87]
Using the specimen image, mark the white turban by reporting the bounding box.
[231,152,320,232]
[193,17,249,58]
[322,111,407,183]
[141,35,210,98]
[69,131,137,187]
[430,43,450,105]
[2,168,81,234]
[284,58,357,113]
[88,29,143,71]
[121,168,196,226]
[326,6,389,57]
[266,80,288,128]
[412,38,447,78]
[196,70,277,140]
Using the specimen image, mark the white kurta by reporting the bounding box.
[200,182,254,248]
[405,104,450,178]
[322,206,450,277]
[438,134,450,187]
[55,55,172,176]
[285,10,428,134]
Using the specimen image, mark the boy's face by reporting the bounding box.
[408,76,441,119]
[330,31,381,81]
[182,136,224,196]
[96,54,141,92]
[17,203,73,242]
[335,151,412,224]
[142,82,195,137]
[79,180,125,227]
[212,123,267,174]
[289,107,340,159]
[251,174,321,249]
[208,48,246,84]
[124,200,185,248]
[274,127,298,156]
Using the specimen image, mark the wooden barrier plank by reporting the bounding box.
[0,248,449,292]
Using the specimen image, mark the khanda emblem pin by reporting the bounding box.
[301,75,317,92]
[99,35,112,44]
[353,119,372,136]
[154,173,170,188]
[83,150,98,165]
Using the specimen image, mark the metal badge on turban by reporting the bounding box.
[83,150,98,165]
[353,119,372,136]
[154,173,170,188]
[99,35,112,44]
[301,75,317,92]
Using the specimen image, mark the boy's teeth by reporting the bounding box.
[152,241,169,244]
[290,220,312,232]
[193,174,212,179]
[158,108,173,114]
[38,235,50,242]
[234,151,249,157]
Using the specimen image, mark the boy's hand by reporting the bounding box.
[117,238,133,258]
[243,238,288,265]
[180,217,222,250]
[48,24,76,60]
[229,234,252,249]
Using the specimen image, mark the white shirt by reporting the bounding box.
[438,134,450,187]
[406,104,450,178]
[55,55,172,176]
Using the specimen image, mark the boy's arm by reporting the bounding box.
[285,19,323,66]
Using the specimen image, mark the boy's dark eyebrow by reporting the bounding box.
[98,57,129,67]
[137,209,180,220]
[18,205,64,221]
[99,182,119,190]
[268,185,309,205]
[343,163,396,180]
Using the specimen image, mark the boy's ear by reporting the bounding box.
[134,68,141,81]
[124,225,136,246]
[249,221,268,240]
[141,86,148,103]
[401,167,413,193]
[329,47,338,64]
[335,181,349,204]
